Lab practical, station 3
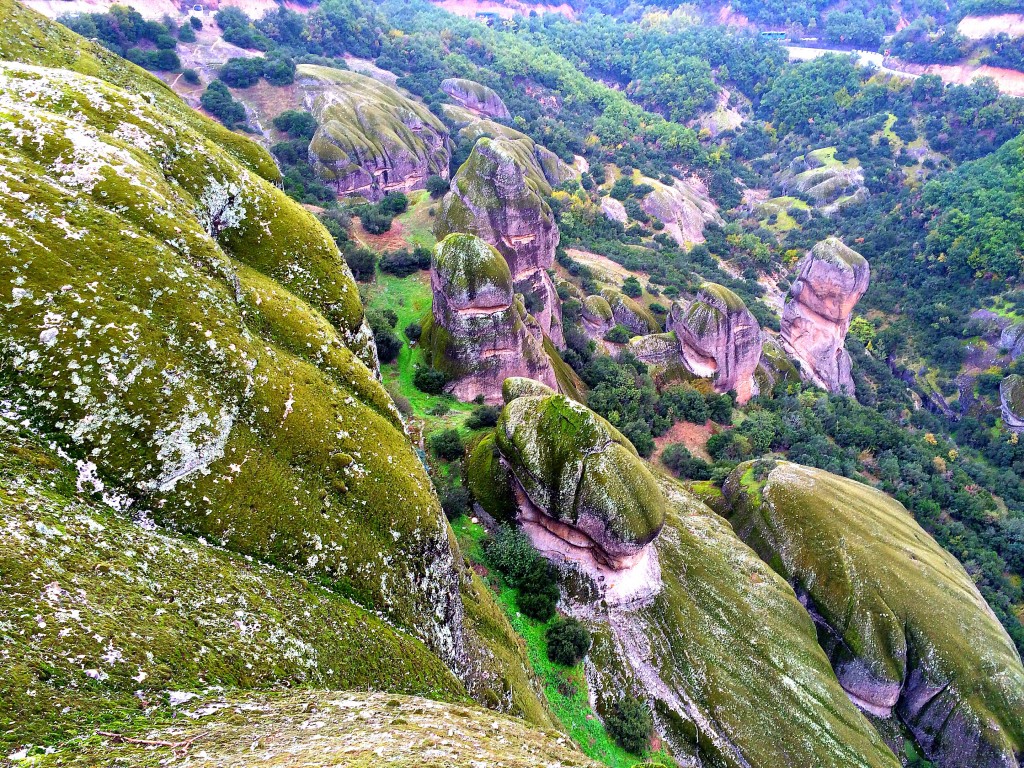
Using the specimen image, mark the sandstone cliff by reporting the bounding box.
[1001,322,1024,359]
[301,65,450,201]
[779,146,868,216]
[581,294,615,339]
[1002,374,1024,432]
[423,234,557,405]
[668,283,763,404]
[639,174,723,247]
[441,77,511,119]
[436,136,565,346]
[725,459,1024,768]
[781,237,870,394]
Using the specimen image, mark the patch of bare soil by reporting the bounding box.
[958,14,1024,40]
[430,0,574,19]
[652,419,716,464]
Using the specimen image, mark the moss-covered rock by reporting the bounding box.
[723,459,1024,768]
[581,294,615,340]
[638,174,722,247]
[300,64,450,201]
[424,234,557,404]
[27,690,592,767]
[492,394,666,567]
[435,136,564,346]
[441,77,511,119]
[1001,374,1024,432]
[600,288,659,336]
[779,147,867,216]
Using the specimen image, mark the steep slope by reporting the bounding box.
[724,459,1024,768]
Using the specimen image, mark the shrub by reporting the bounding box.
[380,247,431,277]
[189,15,202,29]
[360,208,393,235]
[273,110,318,140]
[466,405,501,430]
[662,386,709,424]
[661,444,712,480]
[546,618,591,666]
[177,24,196,42]
[344,248,376,282]
[622,276,643,298]
[155,33,178,49]
[414,366,447,394]
[429,429,464,461]
[220,56,264,88]
[263,54,296,86]
[404,323,422,342]
[200,80,247,128]
[485,524,537,585]
[426,175,450,198]
[605,697,653,755]
[368,311,401,364]
[604,325,632,344]
[439,483,471,520]
[378,192,409,216]
[182,68,200,84]
[516,559,560,621]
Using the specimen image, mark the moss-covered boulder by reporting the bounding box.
[436,136,564,346]
[492,393,666,568]
[601,287,660,336]
[424,234,557,404]
[441,77,511,119]
[723,459,1024,768]
[1001,374,1024,432]
[668,283,763,404]
[781,237,870,394]
[300,64,450,201]
[581,294,615,339]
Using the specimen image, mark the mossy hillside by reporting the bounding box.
[467,432,518,521]
[1004,374,1024,415]
[495,394,665,547]
[544,335,587,403]
[0,424,466,754]
[697,282,747,313]
[503,376,557,402]
[28,690,593,768]
[0,57,461,657]
[582,477,901,768]
[0,0,277,181]
[722,460,1024,767]
[583,295,614,322]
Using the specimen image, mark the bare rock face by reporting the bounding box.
[668,283,763,404]
[435,137,564,347]
[300,65,450,202]
[441,77,511,119]
[424,234,557,405]
[581,294,614,339]
[1001,375,1024,433]
[601,287,659,336]
[628,333,683,367]
[781,238,870,395]
[1001,323,1024,360]
[639,175,722,247]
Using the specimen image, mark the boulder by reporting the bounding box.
[781,238,870,394]
[436,136,564,346]
[1001,323,1024,359]
[668,283,763,404]
[601,287,659,336]
[441,77,511,119]
[424,234,557,405]
[639,175,722,246]
[581,294,615,339]
[1001,375,1024,432]
[628,332,683,367]
[300,65,450,201]
[724,459,1024,768]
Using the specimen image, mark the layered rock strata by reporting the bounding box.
[781,238,870,394]
[301,65,450,201]
[668,283,763,404]
[436,136,565,346]
[424,234,557,404]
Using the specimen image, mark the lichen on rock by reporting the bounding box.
[1001,374,1024,433]
[441,77,511,119]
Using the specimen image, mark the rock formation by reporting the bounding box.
[601,287,659,336]
[1001,375,1024,432]
[639,175,723,246]
[300,65,450,201]
[628,332,683,366]
[581,294,615,339]
[779,147,868,216]
[781,238,870,394]
[424,234,557,404]
[1001,322,1024,360]
[725,459,1024,768]
[441,77,511,119]
[435,136,565,346]
[668,283,763,404]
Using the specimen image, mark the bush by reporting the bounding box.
[344,248,376,282]
[380,247,431,277]
[189,15,202,29]
[485,525,537,584]
[378,192,409,216]
[368,313,401,364]
[661,443,712,480]
[622,276,643,298]
[263,54,296,86]
[219,56,264,88]
[177,24,196,42]
[662,386,709,423]
[516,559,560,621]
[360,208,393,235]
[404,322,422,342]
[605,697,653,755]
[604,325,632,344]
[429,429,464,461]
[200,80,247,128]
[273,110,318,140]
[414,366,447,394]
[426,175,450,198]
[435,479,471,520]
[182,68,200,84]
[466,405,501,430]
[546,618,592,666]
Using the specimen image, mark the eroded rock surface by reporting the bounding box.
[639,175,722,246]
[436,136,564,346]
[1002,375,1024,432]
[424,234,557,405]
[441,77,511,119]
[601,287,659,336]
[1001,323,1024,360]
[301,65,450,201]
[779,147,868,216]
[668,283,763,404]
[781,238,870,394]
[724,459,1024,768]
[581,294,615,339]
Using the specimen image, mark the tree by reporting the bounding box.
[344,248,376,282]
[378,192,409,216]
[466,405,501,430]
[426,175,450,198]
[404,322,422,342]
[220,57,264,88]
[516,559,560,621]
[622,276,643,298]
[360,208,393,235]
[263,54,296,86]
[413,366,447,394]
[429,429,464,461]
[605,697,653,754]
[273,110,318,140]
[546,618,592,666]
[661,443,711,480]
[368,311,401,363]
[200,80,247,128]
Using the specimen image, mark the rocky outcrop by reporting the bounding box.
[436,136,564,346]
[581,294,615,339]
[668,283,763,404]
[639,175,722,246]
[601,287,659,336]
[441,77,511,119]
[1001,323,1024,359]
[300,65,450,201]
[424,234,557,405]
[724,460,1024,768]
[628,332,682,366]
[1001,375,1024,432]
[779,147,867,216]
[755,336,800,393]
[781,238,870,394]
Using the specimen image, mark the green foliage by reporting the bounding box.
[380,247,432,277]
[605,697,653,755]
[485,524,538,586]
[360,207,394,234]
[466,405,501,430]
[604,324,633,344]
[216,6,270,50]
[345,247,377,282]
[661,444,712,481]
[274,110,319,140]
[368,310,402,364]
[516,559,560,621]
[426,174,450,198]
[200,80,247,128]
[182,67,200,84]
[379,191,410,215]
[429,428,464,461]
[622,276,643,298]
[414,366,447,394]
[404,322,422,341]
[263,52,297,85]
[546,618,592,666]
[220,56,264,88]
